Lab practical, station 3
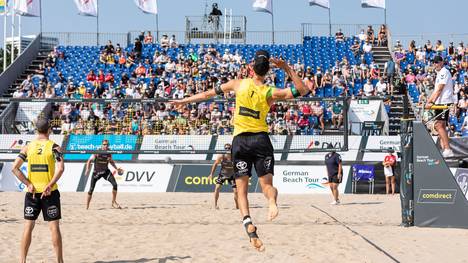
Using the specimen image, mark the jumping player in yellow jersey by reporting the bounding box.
[171,50,308,251]
[11,118,65,263]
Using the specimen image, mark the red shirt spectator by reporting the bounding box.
[87,70,97,82]
[97,70,105,83]
[301,104,311,117]
[298,116,309,128]
[105,72,114,83]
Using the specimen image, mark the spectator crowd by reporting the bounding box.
[393,38,468,136]
[11,26,418,136]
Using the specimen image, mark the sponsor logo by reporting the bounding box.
[456,172,468,193]
[306,183,326,189]
[47,205,59,218]
[125,171,155,182]
[264,157,272,170]
[307,140,342,150]
[415,155,440,166]
[25,206,34,216]
[417,189,457,204]
[9,139,32,149]
[238,106,260,119]
[281,169,327,189]
[152,138,195,151]
[236,161,248,171]
[65,135,137,160]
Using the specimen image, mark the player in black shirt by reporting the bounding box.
[325,151,342,205]
[85,140,123,209]
[208,143,238,209]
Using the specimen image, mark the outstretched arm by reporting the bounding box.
[269,58,308,102]
[170,79,240,109]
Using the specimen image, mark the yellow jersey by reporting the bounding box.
[26,139,58,193]
[233,79,274,136]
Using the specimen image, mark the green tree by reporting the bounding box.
[0,44,19,73]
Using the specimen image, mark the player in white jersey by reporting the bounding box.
[425,55,455,158]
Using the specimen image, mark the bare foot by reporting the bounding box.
[215,205,219,210]
[247,224,265,252]
[268,202,279,221]
[112,202,122,209]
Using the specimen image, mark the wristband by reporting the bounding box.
[290,86,301,98]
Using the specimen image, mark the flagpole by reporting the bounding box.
[96,0,99,46]
[328,7,331,37]
[40,0,43,36]
[18,14,21,54]
[384,8,387,25]
[271,0,275,44]
[3,1,8,70]
[156,14,159,43]
[11,10,14,63]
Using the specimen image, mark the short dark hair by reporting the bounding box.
[433,55,444,64]
[253,50,270,77]
[35,118,50,134]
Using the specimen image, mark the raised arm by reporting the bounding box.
[269,58,308,102]
[170,79,240,109]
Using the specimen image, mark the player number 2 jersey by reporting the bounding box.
[233,79,274,136]
[26,139,57,193]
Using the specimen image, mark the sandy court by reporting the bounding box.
[1,192,468,263]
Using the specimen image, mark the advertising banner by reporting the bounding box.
[214,135,287,160]
[288,136,361,161]
[0,162,84,192]
[138,135,211,160]
[273,165,350,194]
[348,100,382,134]
[351,164,375,181]
[65,135,138,161]
[0,135,64,160]
[170,164,258,193]
[85,163,173,192]
[363,136,400,161]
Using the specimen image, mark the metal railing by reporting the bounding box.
[302,23,382,38]
[42,30,304,46]
[391,33,468,47]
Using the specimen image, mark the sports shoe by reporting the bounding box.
[442,149,454,158]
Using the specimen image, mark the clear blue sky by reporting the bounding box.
[1,0,468,46]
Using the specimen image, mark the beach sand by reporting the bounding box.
[1,192,468,263]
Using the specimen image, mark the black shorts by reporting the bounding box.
[232,132,274,178]
[434,104,451,122]
[89,169,118,193]
[24,190,61,221]
[215,174,237,188]
[328,174,342,184]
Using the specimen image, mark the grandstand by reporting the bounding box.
[0,28,412,136]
